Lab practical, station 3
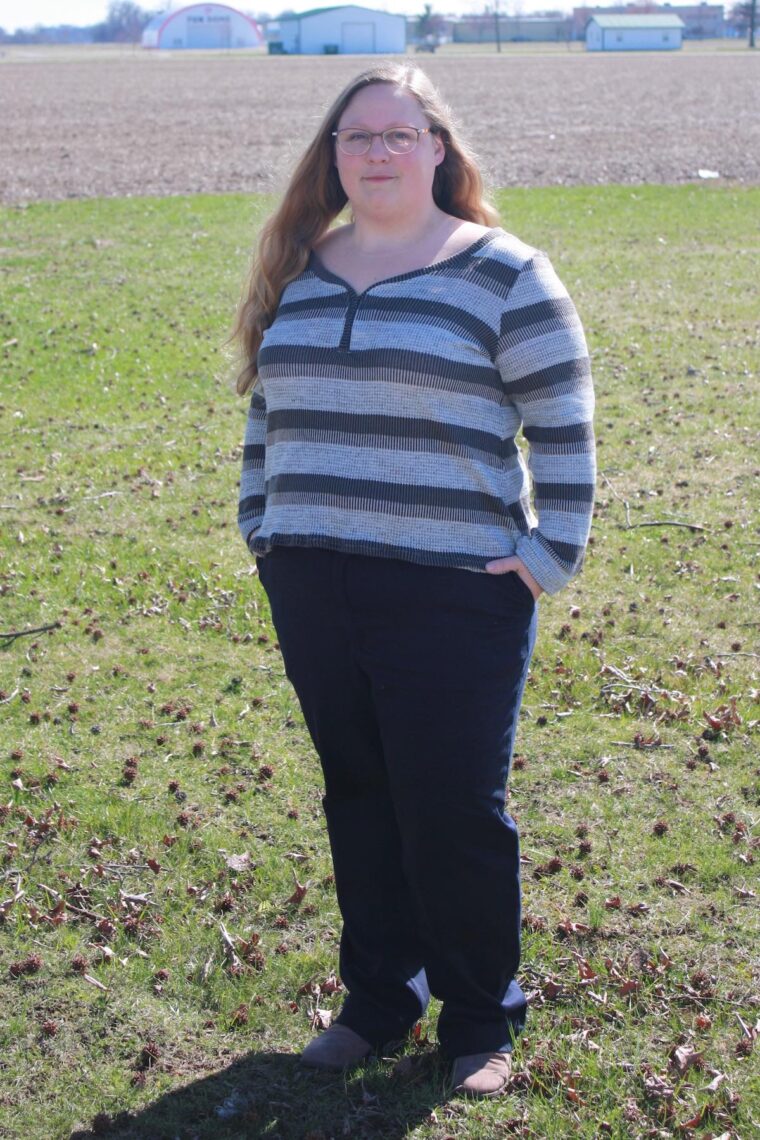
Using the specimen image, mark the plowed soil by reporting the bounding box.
[1,45,758,203]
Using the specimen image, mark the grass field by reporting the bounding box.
[1,184,758,1139]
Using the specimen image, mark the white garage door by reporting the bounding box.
[188,16,231,49]
[341,22,375,52]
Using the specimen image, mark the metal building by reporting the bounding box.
[266,5,407,55]
[573,6,724,42]
[586,13,685,48]
[452,16,571,43]
[142,4,264,50]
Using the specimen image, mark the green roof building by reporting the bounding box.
[586,13,685,49]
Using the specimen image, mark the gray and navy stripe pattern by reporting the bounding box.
[238,227,595,595]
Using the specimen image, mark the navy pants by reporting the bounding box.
[256,546,537,1059]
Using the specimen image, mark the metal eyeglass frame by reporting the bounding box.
[331,126,434,156]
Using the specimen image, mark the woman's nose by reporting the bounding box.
[367,134,389,159]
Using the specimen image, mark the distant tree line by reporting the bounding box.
[0,2,158,45]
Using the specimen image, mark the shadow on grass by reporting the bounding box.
[70,1048,447,1140]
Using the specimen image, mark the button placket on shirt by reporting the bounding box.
[339,286,378,354]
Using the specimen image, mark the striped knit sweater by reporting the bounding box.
[238,226,595,595]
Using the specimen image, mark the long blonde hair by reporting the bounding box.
[232,62,500,396]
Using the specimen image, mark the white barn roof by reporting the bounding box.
[587,14,686,29]
[276,5,399,24]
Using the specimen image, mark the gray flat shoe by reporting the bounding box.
[451,1050,512,1098]
[300,1024,372,1071]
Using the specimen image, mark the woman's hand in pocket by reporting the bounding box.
[484,555,544,602]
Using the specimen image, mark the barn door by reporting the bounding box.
[188,16,231,49]
[341,22,375,52]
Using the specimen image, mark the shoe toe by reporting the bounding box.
[300,1025,372,1071]
[451,1051,512,1098]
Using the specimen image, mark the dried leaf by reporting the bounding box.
[670,1044,704,1074]
[286,878,308,906]
[311,1007,332,1030]
[677,1102,715,1129]
[576,957,598,980]
[556,919,591,937]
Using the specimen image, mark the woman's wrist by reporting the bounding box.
[484,555,544,601]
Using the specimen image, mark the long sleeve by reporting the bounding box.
[237,382,267,553]
[495,252,596,594]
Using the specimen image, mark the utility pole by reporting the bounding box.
[750,0,757,47]
[494,0,501,52]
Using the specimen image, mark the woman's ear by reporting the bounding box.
[433,132,445,167]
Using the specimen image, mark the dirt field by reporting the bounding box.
[0,45,758,203]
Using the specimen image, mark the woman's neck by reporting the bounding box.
[348,206,451,255]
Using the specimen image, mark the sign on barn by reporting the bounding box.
[142,4,265,50]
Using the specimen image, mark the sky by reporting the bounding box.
[0,0,572,33]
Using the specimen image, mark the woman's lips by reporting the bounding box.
[363,175,395,181]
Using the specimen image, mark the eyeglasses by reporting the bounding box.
[332,126,434,156]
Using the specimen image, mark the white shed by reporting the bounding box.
[267,5,406,55]
[586,14,685,51]
[142,4,264,50]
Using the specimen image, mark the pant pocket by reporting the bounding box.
[255,554,269,585]
[506,570,535,607]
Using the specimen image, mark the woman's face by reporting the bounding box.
[334,83,445,220]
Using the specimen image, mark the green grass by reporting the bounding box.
[0,185,758,1139]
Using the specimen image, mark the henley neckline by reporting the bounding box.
[307,226,506,297]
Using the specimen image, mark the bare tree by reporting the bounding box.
[730,0,757,45]
[94,2,155,44]
[416,3,446,49]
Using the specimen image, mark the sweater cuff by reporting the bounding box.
[515,534,575,596]
[245,526,262,555]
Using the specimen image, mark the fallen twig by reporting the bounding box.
[37,881,106,923]
[735,1013,753,1039]
[119,890,155,907]
[625,520,706,532]
[82,973,108,992]
[1,622,61,643]
[600,471,631,528]
[219,922,244,971]
[0,886,25,920]
[610,740,675,750]
[600,681,687,699]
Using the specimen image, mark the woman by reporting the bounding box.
[234,62,595,1098]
